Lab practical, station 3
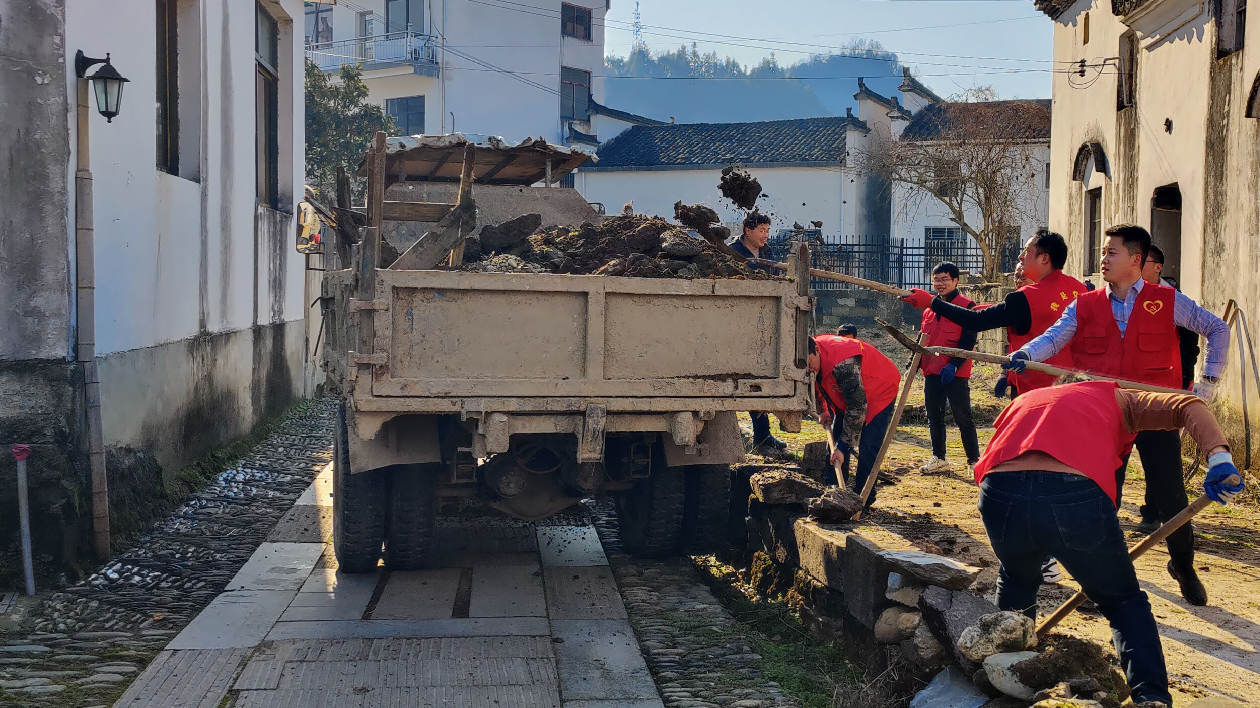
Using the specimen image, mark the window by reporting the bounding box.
[1083,12,1090,44]
[1117,32,1137,109]
[304,2,332,44]
[1045,162,1051,189]
[924,227,966,274]
[562,3,592,40]
[385,0,423,32]
[157,0,179,174]
[256,3,279,208]
[1219,0,1246,54]
[387,95,425,135]
[561,66,591,121]
[1086,188,1102,274]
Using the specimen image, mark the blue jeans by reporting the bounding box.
[978,471,1171,705]
[830,402,894,507]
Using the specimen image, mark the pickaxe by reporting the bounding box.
[877,319,1187,395]
[1036,478,1239,636]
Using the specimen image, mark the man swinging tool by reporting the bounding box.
[972,379,1243,706]
[807,332,902,508]
[902,229,1085,399]
[1005,225,1231,605]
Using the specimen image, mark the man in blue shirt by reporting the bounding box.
[731,212,786,451]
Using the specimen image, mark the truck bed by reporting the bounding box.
[326,268,811,415]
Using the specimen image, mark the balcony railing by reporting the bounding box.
[306,31,438,73]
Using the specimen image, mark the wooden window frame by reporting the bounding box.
[157,0,179,175]
[562,3,592,41]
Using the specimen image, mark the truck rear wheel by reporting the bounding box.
[383,464,438,571]
[333,403,387,573]
[681,465,733,555]
[616,445,686,558]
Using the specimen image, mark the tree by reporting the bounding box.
[304,60,394,203]
[857,88,1050,281]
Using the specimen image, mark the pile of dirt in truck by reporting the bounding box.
[459,213,778,279]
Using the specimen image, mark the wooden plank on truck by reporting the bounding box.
[388,145,478,271]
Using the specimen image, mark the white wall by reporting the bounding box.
[65,0,306,358]
[576,166,849,241]
[317,0,605,143]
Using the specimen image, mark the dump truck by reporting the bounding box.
[318,133,812,572]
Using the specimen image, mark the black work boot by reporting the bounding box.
[1167,557,1208,606]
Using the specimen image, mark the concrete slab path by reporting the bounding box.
[113,465,664,708]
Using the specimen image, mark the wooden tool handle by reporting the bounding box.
[746,259,911,297]
[1035,480,1237,636]
[926,347,1189,395]
[854,333,927,519]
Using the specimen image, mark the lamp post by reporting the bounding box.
[72,49,127,559]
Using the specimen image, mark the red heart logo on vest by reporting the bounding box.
[1143,300,1164,315]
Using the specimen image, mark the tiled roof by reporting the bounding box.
[854,78,897,110]
[1034,0,1075,17]
[587,116,865,170]
[898,67,943,104]
[588,100,669,126]
[901,99,1052,141]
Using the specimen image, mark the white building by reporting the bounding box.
[0,0,308,565]
[1034,0,1260,421]
[303,0,607,144]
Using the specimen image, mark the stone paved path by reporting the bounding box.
[112,463,662,708]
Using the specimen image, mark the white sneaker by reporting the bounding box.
[1042,558,1064,584]
[920,457,951,474]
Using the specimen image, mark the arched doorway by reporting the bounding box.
[1151,184,1182,285]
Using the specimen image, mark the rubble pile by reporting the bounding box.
[460,213,775,279]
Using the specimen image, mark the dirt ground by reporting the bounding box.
[743,362,1260,706]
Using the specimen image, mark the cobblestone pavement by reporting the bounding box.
[592,504,801,708]
[0,401,335,707]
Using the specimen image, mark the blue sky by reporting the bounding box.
[602,0,1055,100]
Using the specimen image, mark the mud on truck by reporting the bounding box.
[316,133,812,572]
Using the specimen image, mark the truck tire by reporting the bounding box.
[681,465,733,555]
[617,445,686,557]
[383,464,439,571]
[333,403,387,573]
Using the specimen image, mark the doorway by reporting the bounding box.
[1151,184,1183,286]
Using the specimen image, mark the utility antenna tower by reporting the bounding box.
[632,2,646,51]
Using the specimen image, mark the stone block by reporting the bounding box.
[901,622,947,671]
[801,441,830,471]
[747,500,801,566]
[879,549,981,591]
[842,534,892,630]
[918,585,1000,674]
[887,572,926,606]
[874,606,919,644]
[793,519,848,591]
[750,470,824,506]
[983,651,1039,700]
[957,611,1037,663]
[806,488,864,522]
[909,666,989,708]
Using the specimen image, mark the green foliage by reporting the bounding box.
[304,60,395,203]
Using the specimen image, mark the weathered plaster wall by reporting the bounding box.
[0,0,71,361]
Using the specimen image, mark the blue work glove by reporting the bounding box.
[993,376,1010,399]
[1003,350,1030,374]
[939,363,958,385]
[1204,452,1245,505]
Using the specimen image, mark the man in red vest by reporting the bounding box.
[808,331,902,507]
[914,262,981,474]
[1007,225,1231,605]
[973,380,1243,706]
[902,229,1085,398]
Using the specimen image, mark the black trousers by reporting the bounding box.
[1115,429,1194,561]
[923,374,981,464]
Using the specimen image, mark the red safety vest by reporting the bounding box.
[973,381,1135,504]
[815,335,902,424]
[920,292,976,378]
[1070,283,1181,389]
[1008,270,1085,393]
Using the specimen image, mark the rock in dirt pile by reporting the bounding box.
[460,213,776,279]
[719,166,763,210]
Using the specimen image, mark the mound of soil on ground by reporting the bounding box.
[460,214,774,280]
[720,166,763,210]
[1013,635,1130,702]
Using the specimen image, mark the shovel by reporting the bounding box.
[853,331,928,518]
[876,320,1187,395]
[1036,479,1239,636]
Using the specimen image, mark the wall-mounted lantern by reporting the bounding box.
[74,50,129,122]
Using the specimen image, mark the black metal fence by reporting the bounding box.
[765,238,986,292]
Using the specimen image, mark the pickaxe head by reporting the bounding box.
[877,318,930,356]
